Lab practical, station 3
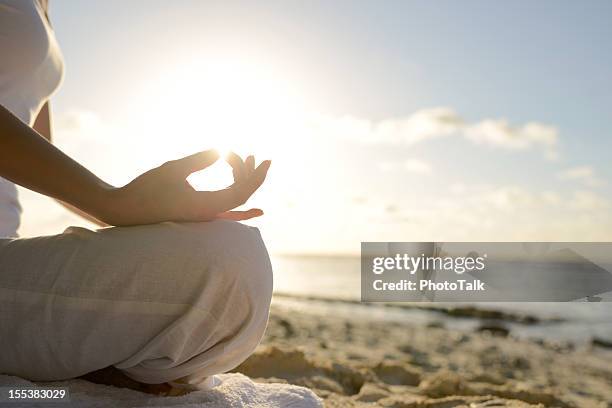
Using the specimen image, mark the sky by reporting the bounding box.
[17,0,612,254]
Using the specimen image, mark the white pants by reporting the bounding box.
[0,220,273,385]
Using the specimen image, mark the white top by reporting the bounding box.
[0,0,64,237]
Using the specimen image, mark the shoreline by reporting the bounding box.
[273,292,562,324]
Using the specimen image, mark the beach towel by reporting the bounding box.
[0,373,323,408]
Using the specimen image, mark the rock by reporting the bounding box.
[443,306,541,324]
[591,337,612,349]
[476,322,510,337]
[427,321,446,329]
[278,318,296,338]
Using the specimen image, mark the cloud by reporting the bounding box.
[374,107,463,145]
[316,107,559,159]
[558,165,605,187]
[379,158,432,174]
[464,120,559,159]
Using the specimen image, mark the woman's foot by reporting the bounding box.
[78,366,190,396]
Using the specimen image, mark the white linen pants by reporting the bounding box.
[0,220,273,385]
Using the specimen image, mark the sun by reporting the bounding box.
[150,56,305,154]
[138,55,309,190]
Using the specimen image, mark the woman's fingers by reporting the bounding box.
[226,151,246,182]
[167,150,219,176]
[198,160,271,214]
[216,209,264,221]
[245,155,255,178]
[233,159,271,205]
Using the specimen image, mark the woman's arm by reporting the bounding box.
[32,102,109,226]
[0,104,270,226]
[1,104,115,222]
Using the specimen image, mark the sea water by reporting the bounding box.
[271,255,612,344]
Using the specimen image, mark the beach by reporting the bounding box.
[234,295,612,407]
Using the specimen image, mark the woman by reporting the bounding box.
[0,0,273,394]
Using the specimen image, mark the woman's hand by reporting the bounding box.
[100,150,271,226]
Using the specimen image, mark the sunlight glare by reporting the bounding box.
[143,55,309,191]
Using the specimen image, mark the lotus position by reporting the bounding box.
[0,0,273,394]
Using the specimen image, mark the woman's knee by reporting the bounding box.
[209,221,272,301]
[183,220,273,306]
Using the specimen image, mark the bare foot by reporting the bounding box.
[78,366,189,396]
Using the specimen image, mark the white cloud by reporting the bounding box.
[379,158,432,174]
[464,120,558,158]
[373,107,463,145]
[315,107,559,159]
[558,165,605,187]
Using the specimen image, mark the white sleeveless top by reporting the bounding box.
[0,0,64,237]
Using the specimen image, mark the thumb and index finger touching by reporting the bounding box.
[199,159,271,214]
[171,150,260,179]
[169,149,271,214]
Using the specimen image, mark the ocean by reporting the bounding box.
[270,255,612,345]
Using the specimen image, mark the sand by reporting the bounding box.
[233,299,612,408]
